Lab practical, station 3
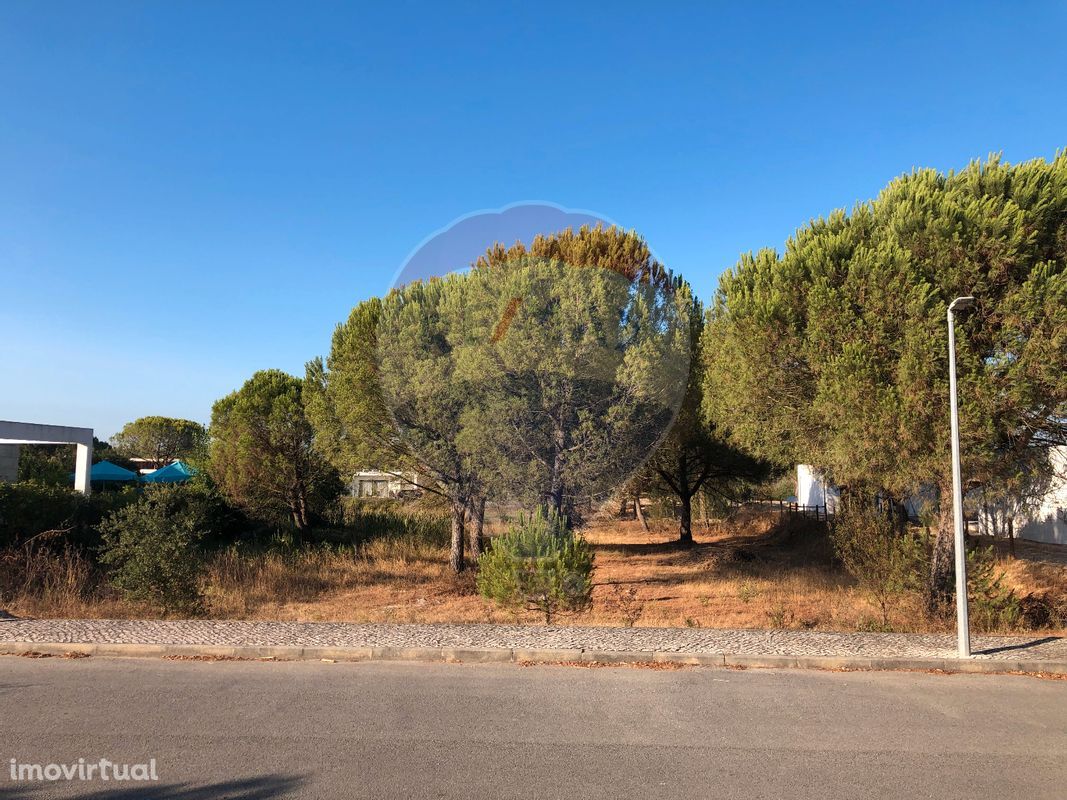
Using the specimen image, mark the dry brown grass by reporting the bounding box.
[0,547,136,619]
[193,512,1067,633]
[577,514,930,632]
[5,512,1065,634]
[201,534,484,622]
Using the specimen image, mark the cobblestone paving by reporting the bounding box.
[1,618,1065,661]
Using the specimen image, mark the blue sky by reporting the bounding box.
[2,1,1065,438]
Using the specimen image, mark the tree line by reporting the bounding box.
[100,154,1066,614]
[703,154,1067,607]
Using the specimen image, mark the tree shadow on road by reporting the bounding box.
[0,773,304,799]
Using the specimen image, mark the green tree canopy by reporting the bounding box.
[308,226,692,571]
[473,225,672,287]
[111,416,208,469]
[210,370,341,531]
[703,154,1067,604]
[304,295,477,568]
[440,253,690,519]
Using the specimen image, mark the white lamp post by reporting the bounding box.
[948,295,975,658]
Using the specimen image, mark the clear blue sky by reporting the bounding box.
[2,1,1065,438]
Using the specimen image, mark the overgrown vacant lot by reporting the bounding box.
[10,510,1065,634]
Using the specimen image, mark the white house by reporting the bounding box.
[797,465,937,521]
[349,470,424,498]
[795,448,1067,546]
[974,447,1067,546]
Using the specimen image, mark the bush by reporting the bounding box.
[476,507,594,624]
[1018,592,1058,629]
[966,544,1021,632]
[0,481,136,551]
[831,502,927,628]
[16,444,76,486]
[98,486,216,614]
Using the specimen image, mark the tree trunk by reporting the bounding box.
[618,495,630,518]
[299,491,310,530]
[1007,517,1016,558]
[678,492,694,546]
[634,493,649,532]
[290,491,309,531]
[699,492,709,529]
[927,484,955,613]
[449,499,466,573]
[549,453,565,517]
[468,496,485,561]
[548,414,567,517]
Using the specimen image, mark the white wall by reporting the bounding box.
[0,420,94,494]
[976,447,1067,546]
[796,465,841,513]
[350,470,422,498]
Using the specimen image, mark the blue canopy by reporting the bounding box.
[141,461,197,484]
[86,460,139,482]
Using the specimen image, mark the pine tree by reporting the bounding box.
[210,370,342,531]
[704,154,1067,608]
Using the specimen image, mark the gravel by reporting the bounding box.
[2,618,1064,661]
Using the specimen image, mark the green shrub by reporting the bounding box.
[0,481,136,551]
[98,486,215,614]
[831,502,927,627]
[966,545,1021,632]
[16,444,76,486]
[476,507,594,624]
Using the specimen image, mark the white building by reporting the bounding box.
[349,470,424,498]
[796,449,1067,546]
[0,420,93,494]
[795,464,841,514]
[975,447,1067,546]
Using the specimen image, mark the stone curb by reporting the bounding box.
[1,640,1064,675]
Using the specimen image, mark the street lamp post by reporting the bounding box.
[948,295,975,658]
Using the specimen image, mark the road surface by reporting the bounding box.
[0,656,1064,799]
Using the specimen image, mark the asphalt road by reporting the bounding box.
[0,657,1064,800]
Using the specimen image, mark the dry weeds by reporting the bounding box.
[4,511,1065,635]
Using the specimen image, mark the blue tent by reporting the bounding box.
[81,460,139,483]
[141,461,197,484]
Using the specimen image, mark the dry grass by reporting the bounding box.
[578,514,931,632]
[201,534,482,622]
[189,512,1067,633]
[4,511,1066,634]
[0,547,135,619]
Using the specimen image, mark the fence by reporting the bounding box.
[784,502,833,522]
[728,499,834,522]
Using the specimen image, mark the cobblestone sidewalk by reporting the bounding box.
[1,618,1065,662]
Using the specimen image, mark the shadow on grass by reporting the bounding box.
[590,540,711,556]
[600,522,833,569]
[0,773,304,799]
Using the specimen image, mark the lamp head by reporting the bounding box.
[949,296,976,313]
